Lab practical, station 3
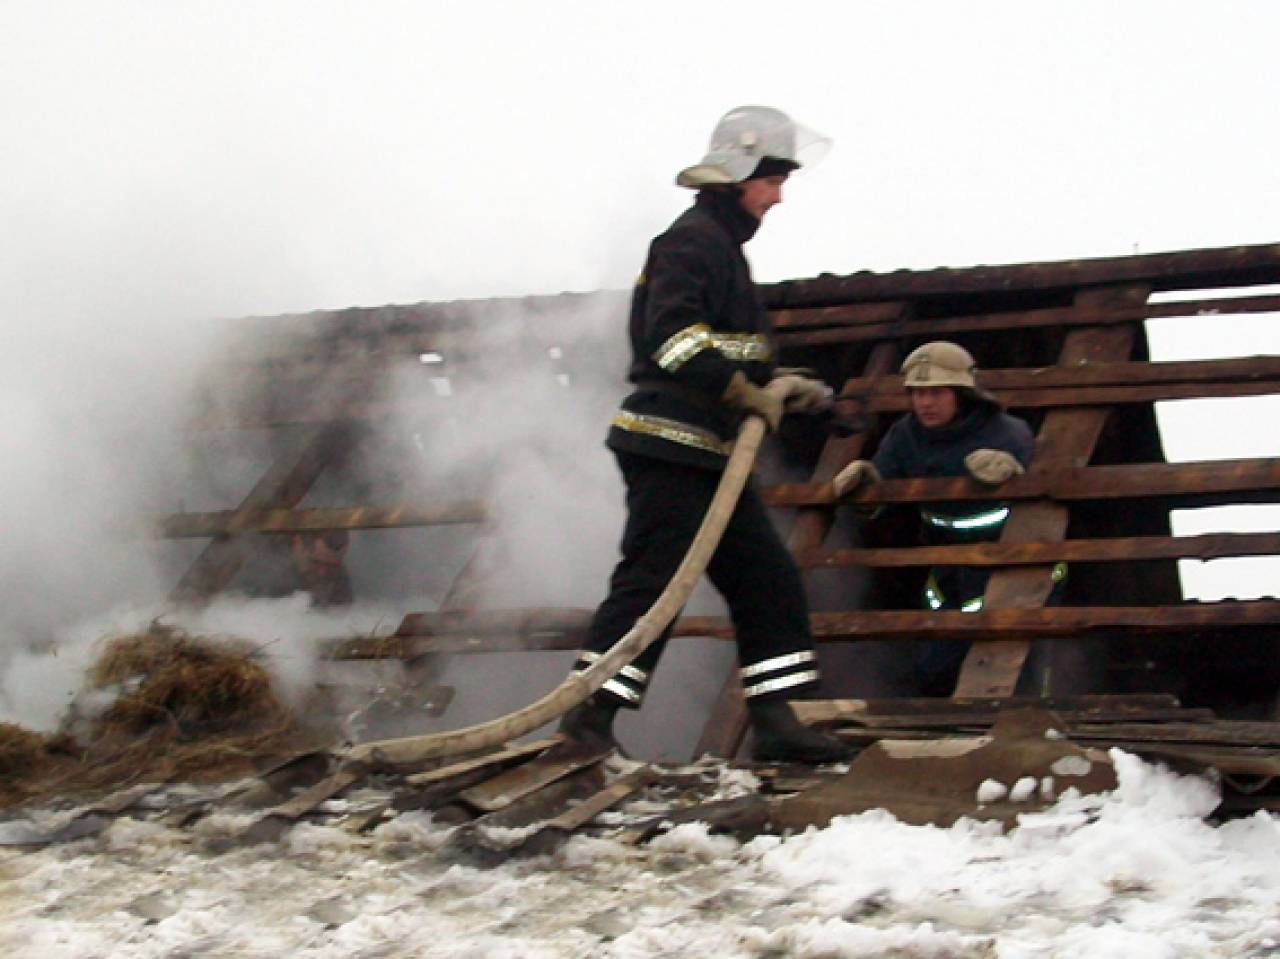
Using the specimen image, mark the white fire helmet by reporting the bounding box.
[676,105,831,188]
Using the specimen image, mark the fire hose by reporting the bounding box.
[343,378,798,769]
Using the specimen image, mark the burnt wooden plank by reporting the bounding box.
[957,292,1145,697]
[835,709,1216,731]
[542,765,657,833]
[835,379,1280,412]
[770,300,909,329]
[792,694,1183,724]
[841,356,1280,395]
[793,699,1212,729]
[467,765,609,850]
[798,530,1280,569]
[153,502,488,538]
[1068,721,1280,746]
[761,241,1280,307]
[170,414,362,603]
[806,601,1280,640]
[327,600,1280,658]
[457,744,611,813]
[768,295,1280,348]
[402,737,561,786]
[772,293,1280,335]
[763,457,1280,509]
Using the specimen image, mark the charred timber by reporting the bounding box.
[763,458,1280,508]
[772,294,1280,345]
[761,242,1280,309]
[153,502,488,538]
[797,530,1280,569]
[323,601,1280,660]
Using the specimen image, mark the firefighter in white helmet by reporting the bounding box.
[832,342,1053,695]
[559,106,851,763]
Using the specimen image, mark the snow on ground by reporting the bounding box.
[2,751,1279,958]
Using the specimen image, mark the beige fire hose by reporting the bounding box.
[344,378,796,769]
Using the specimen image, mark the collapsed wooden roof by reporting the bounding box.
[161,241,1280,787]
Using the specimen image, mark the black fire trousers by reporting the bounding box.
[575,451,821,709]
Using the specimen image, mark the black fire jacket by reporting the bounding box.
[606,189,776,470]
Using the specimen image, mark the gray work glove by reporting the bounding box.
[831,458,882,499]
[772,373,835,414]
[722,370,784,432]
[964,448,1025,485]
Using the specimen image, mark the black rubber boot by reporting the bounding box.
[748,698,855,764]
[558,694,623,754]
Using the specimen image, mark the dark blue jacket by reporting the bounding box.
[872,400,1034,607]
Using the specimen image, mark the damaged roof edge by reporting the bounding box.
[761,241,1280,309]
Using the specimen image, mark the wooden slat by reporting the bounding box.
[326,600,1280,659]
[805,601,1280,640]
[763,457,1280,508]
[170,420,354,602]
[792,693,1183,724]
[774,294,1280,346]
[834,379,1280,413]
[957,296,1144,697]
[761,241,1280,307]
[457,745,611,813]
[1069,721,1280,747]
[542,766,656,833]
[403,738,561,786]
[798,530,1280,570]
[842,356,1280,395]
[152,502,488,538]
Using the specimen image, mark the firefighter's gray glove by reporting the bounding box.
[722,370,784,432]
[831,458,881,499]
[774,374,834,415]
[964,448,1025,485]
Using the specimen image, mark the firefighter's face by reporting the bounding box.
[737,175,786,221]
[910,386,959,429]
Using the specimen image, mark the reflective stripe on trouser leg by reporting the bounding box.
[573,651,650,707]
[740,650,820,699]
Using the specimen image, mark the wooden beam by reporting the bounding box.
[762,457,1280,508]
[839,355,1280,397]
[798,530,1280,569]
[323,601,1280,660]
[833,379,1280,413]
[761,241,1280,308]
[807,602,1280,641]
[772,294,1280,346]
[956,295,1143,697]
[169,420,355,603]
[151,502,488,538]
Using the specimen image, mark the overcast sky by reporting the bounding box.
[2,1,1277,599]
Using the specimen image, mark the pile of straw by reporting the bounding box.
[2,623,310,809]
